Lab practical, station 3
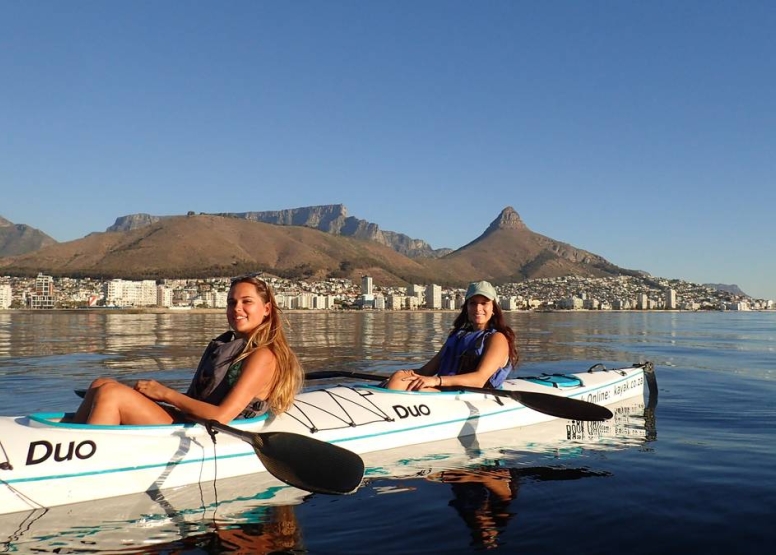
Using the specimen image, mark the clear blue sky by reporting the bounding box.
[2,1,774,300]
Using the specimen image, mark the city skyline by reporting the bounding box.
[2,272,769,313]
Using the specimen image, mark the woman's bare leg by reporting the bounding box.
[71,377,120,423]
[87,381,175,425]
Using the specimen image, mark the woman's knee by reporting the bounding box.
[89,376,119,389]
[91,380,133,403]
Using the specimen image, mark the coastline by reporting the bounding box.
[1,307,767,315]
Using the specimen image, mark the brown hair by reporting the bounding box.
[230,276,303,413]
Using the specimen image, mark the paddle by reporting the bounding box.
[73,389,365,495]
[184,414,365,495]
[305,370,613,421]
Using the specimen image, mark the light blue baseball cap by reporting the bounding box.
[465,280,498,301]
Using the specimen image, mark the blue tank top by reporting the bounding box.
[437,328,512,388]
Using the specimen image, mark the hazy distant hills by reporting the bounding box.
[0,215,57,256]
[0,206,648,287]
[704,283,747,296]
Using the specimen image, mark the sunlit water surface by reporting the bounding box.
[0,310,773,553]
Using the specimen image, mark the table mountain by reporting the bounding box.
[108,205,451,258]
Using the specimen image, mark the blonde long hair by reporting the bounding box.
[230,276,303,414]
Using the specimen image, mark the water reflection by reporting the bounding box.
[128,505,302,555]
[426,465,611,550]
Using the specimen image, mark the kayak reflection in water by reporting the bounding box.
[143,504,302,555]
[205,505,301,555]
[427,464,611,550]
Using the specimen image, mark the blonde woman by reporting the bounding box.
[72,275,303,425]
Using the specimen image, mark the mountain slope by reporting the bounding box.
[418,207,636,284]
[0,214,433,283]
[0,216,58,257]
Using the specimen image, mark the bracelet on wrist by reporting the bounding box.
[437,375,442,388]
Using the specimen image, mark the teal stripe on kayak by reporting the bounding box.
[3,450,259,485]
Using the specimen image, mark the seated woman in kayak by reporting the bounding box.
[71,275,304,425]
[384,280,518,391]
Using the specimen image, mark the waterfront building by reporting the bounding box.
[426,284,442,309]
[313,294,329,309]
[28,273,55,309]
[140,280,158,306]
[275,294,292,310]
[665,289,677,310]
[386,294,404,310]
[0,283,11,309]
[361,275,373,296]
[105,279,140,307]
[500,296,518,311]
[157,285,173,308]
[559,296,584,310]
[407,284,425,304]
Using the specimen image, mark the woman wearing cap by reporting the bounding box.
[384,280,518,391]
[71,275,304,425]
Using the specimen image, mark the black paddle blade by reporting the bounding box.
[252,432,365,495]
[512,390,613,421]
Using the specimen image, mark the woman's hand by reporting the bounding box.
[134,379,171,402]
[398,370,439,391]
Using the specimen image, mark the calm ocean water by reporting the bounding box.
[0,310,774,554]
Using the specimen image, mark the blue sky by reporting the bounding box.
[2,1,774,300]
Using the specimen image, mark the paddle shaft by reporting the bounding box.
[305,370,613,421]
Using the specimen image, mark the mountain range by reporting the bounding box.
[0,206,641,286]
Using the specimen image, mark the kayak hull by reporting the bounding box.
[0,362,653,515]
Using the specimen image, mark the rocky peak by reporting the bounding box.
[483,206,527,235]
[0,215,12,227]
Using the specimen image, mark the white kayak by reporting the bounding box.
[1,393,653,554]
[0,362,656,515]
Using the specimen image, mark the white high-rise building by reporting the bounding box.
[665,289,677,310]
[140,280,158,306]
[361,275,373,295]
[426,284,442,309]
[157,285,173,307]
[0,283,12,309]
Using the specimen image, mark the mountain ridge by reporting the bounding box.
[108,204,452,258]
[0,207,644,287]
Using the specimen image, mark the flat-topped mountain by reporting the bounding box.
[0,207,640,286]
[0,215,58,257]
[108,205,451,258]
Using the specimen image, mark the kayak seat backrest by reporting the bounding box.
[520,374,584,388]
